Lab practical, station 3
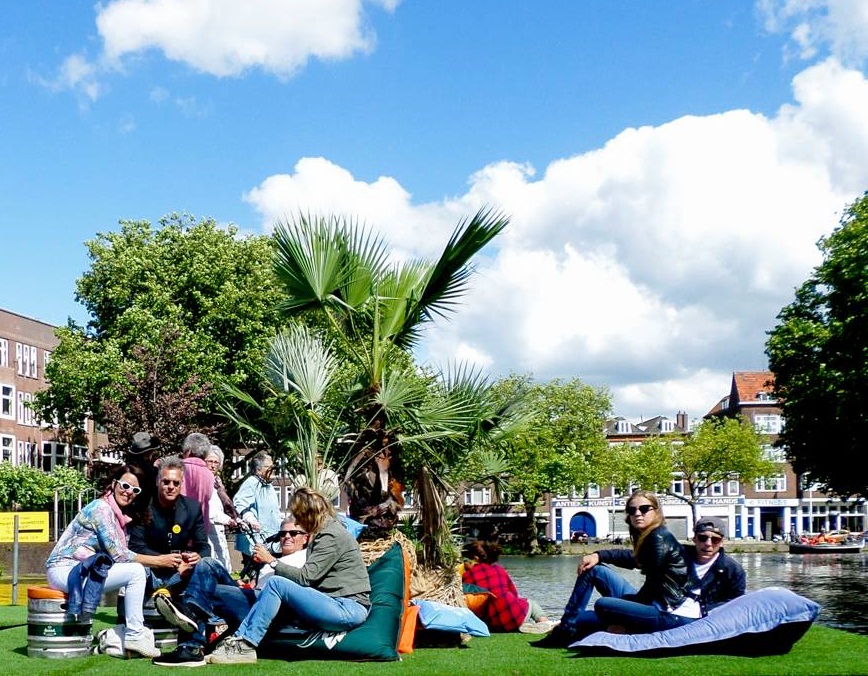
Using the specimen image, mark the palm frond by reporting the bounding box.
[264,323,338,406]
[393,207,509,349]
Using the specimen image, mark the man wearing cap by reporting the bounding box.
[126,432,162,521]
[684,516,745,617]
[533,515,746,648]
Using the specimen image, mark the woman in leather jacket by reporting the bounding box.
[591,490,697,634]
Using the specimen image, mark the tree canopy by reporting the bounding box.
[490,375,611,549]
[766,192,868,497]
[34,214,283,450]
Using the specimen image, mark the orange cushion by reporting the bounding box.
[397,603,419,654]
[28,586,67,600]
[464,592,491,613]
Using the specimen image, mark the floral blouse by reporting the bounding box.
[45,497,136,569]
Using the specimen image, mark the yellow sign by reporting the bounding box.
[0,512,50,543]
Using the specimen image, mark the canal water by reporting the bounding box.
[503,552,868,635]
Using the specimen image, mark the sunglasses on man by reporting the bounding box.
[161,478,181,487]
[278,529,308,538]
[696,533,723,544]
[626,504,655,516]
[115,480,142,495]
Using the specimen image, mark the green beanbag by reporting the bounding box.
[258,543,404,661]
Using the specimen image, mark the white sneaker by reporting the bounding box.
[124,633,161,658]
[207,636,257,664]
[519,620,555,634]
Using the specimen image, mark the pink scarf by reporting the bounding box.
[104,491,133,533]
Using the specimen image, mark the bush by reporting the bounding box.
[0,463,91,510]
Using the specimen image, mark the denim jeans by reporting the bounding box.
[594,596,696,633]
[48,562,149,640]
[177,557,257,647]
[559,564,638,637]
[236,576,369,647]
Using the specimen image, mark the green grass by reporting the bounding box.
[3,605,868,675]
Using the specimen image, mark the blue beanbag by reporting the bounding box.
[571,587,820,657]
[412,599,490,637]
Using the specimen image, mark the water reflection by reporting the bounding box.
[503,552,868,635]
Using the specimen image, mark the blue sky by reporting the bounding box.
[3,1,868,421]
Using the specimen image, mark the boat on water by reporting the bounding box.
[788,541,865,554]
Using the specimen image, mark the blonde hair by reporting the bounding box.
[290,487,335,535]
[624,489,665,558]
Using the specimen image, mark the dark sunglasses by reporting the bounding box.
[278,530,307,538]
[115,480,142,495]
[626,504,655,516]
[161,479,181,487]
[697,534,723,544]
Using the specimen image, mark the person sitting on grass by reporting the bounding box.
[533,501,745,647]
[152,516,309,667]
[208,487,371,665]
[462,540,552,634]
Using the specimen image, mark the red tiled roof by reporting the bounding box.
[732,371,775,403]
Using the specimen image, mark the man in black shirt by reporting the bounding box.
[128,455,209,593]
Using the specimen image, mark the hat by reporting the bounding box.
[129,432,161,455]
[694,516,726,538]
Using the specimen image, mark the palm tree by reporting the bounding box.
[270,208,510,565]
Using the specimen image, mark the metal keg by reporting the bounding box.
[27,587,93,659]
[117,594,178,651]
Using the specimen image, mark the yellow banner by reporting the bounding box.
[0,512,50,543]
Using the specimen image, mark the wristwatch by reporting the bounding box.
[268,559,279,569]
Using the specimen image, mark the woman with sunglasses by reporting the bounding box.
[534,489,693,647]
[45,464,185,658]
[209,487,371,665]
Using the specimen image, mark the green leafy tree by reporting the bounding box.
[493,375,611,552]
[631,417,774,524]
[34,214,283,450]
[766,192,868,497]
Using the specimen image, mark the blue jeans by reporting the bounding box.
[178,558,257,647]
[559,564,637,637]
[236,576,369,647]
[594,597,696,634]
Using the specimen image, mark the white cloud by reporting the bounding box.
[759,0,868,65]
[95,0,400,78]
[30,53,103,103]
[245,60,868,419]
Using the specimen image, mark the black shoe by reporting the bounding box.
[153,645,206,667]
[154,594,199,634]
[530,627,575,649]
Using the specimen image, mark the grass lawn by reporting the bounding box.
[3,604,868,676]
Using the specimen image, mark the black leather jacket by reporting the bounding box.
[597,525,690,610]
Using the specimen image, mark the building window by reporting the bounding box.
[0,339,7,367]
[587,483,600,498]
[671,475,684,496]
[755,475,787,492]
[71,445,89,465]
[727,478,740,495]
[0,434,13,463]
[17,391,35,426]
[463,486,492,506]
[42,442,67,471]
[14,343,39,378]
[711,481,724,496]
[0,383,14,419]
[17,441,36,467]
[660,420,674,433]
[616,420,631,434]
[762,444,787,463]
[754,414,783,434]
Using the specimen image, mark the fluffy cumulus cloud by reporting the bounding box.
[95,0,400,78]
[245,57,868,420]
